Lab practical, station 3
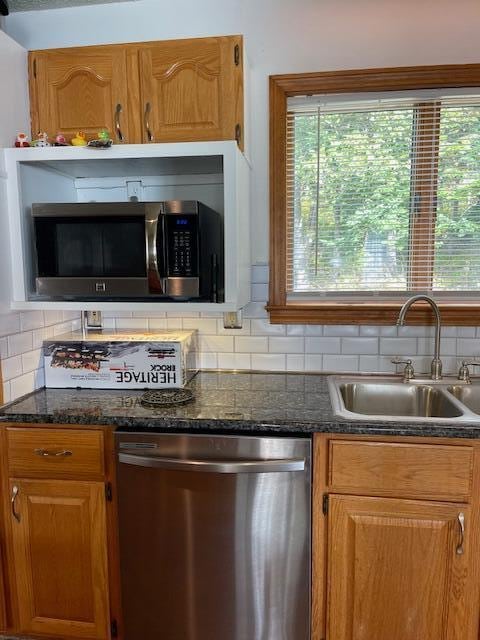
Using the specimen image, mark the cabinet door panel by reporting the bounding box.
[30,46,131,143]
[139,35,243,145]
[328,495,473,640]
[10,479,109,639]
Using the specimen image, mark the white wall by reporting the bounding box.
[0,29,29,314]
[6,0,480,263]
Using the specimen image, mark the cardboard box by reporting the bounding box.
[43,330,198,389]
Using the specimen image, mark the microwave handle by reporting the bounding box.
[145,207,164,293]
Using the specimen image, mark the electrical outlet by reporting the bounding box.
[223,311,242,329]
[86,310,103,328]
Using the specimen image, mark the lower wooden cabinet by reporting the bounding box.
[327,494,473,640]
[314,435,480,640]
[9,479,110,639]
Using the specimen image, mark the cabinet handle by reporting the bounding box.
[456,512,465,555]
[144,102,154,142]
[34,448,73,458]
[11,486,20,523]
[115,103,124,142]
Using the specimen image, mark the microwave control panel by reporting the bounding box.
[166,215,198,277]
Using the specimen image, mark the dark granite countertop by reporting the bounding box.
[2,371,480,439]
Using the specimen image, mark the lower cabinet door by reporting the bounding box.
[327,494,475,640]
[10,479,110,640]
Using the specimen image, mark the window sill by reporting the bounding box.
[266,302,480,326]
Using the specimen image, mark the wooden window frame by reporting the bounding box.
[268,64,480,325]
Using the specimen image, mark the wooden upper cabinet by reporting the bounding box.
[327,494,475,640]
[28,35,244,148]
[9,479,110,639]
[139,35,243,147]
[29,45,133,144]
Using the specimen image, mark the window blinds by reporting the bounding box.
[286,92,480,298]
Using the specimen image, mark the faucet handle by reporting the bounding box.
[458,360,480,383]
[391,358,415,382]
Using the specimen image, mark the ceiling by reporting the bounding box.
[7,0,137,11]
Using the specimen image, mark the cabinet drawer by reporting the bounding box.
[7,428,105,480]
[328,440,473,501]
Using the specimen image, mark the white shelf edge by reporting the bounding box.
[11,301,249,312]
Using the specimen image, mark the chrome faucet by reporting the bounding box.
[396,294,442,380]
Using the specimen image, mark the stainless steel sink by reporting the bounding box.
[328,375,479,423]
[340,382,462,418]
[447,385,480,415]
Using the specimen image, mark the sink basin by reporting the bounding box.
[447,385,480,415]
[340,382,463,418]
[327,376,475,423]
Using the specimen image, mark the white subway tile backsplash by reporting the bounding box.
[457,327,477,338]
[269,337,304,353]
[304,325,324,336]
[379,337,417,356]
[10,371,36,399]
[243,302,268,319]
[286,325,305,336]
[20,311,44,332]
[2,355,23,381]
[217,353,252,370]
[182,318,218,334]
[0,313,21,337]
[286,354,305,371]
[115,318,149,330]
[341,337,378,355]
[8,331,33,357]
[457,338,480,357]
[21,349,43,374]
[324,325,359,337]
[148,318,168,330]
[251,264,269,284]
[251,353,286,371]
[235,336,268,353]
[199,335,234,353]
[250,319,286,336]
[197,352,218,369]
[305,354,323,372]
[323,354,359,372]
[251,283,269,302]
[4,276,480,405]
[306,337,341,354]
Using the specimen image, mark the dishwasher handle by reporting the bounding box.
[118,452,305,474]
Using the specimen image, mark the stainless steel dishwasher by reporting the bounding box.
[115,432,311,640]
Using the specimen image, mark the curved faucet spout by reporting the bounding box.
[396,294,442,380]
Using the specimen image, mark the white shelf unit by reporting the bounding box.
[3,141,250,312]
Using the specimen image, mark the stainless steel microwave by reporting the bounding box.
[32,201,223,301]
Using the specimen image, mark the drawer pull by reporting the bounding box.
[34,448,73,458]
[11,486,20,522]
[456,512,465,555]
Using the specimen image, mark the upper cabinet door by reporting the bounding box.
[327,494,476,640]
[139,35,244,148]
[29,45,133,143]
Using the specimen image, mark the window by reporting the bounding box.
[269,65,480,325]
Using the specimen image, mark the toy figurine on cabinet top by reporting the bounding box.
[53,133,69,146]
[14,133,30,147]
[71,132,88,146]
[32,132,51,147]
